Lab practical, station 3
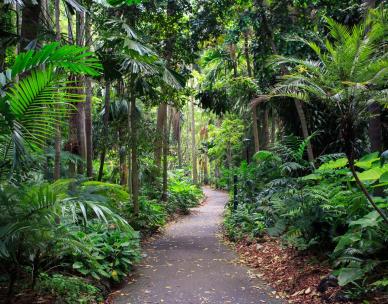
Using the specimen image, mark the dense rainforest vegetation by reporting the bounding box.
[0,0,387,303]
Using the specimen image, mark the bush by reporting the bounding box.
[36,273,103,304]
[127,197,167,232]
[168,175,203,214]
[224,149,388,297]
[224,204,265,242]
[67,223,141,282]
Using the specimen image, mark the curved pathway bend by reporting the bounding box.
[113,187,283,304]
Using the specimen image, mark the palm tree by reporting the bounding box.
[99,17,183,212]
[0,42,101,178]
[270,11,388,223]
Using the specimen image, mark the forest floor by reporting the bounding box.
[111,187,283,304]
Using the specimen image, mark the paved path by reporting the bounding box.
[113,187,283,304]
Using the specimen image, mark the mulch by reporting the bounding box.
[231,236,353,304]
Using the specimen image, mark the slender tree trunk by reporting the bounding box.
[203,127,209,184]
[127,99,132,196]
[271,107,276,144]
[244,31,252,77]
[215,161,220,188]
[348,156,388,224]
[255,0,314,161]
[252,104,260,152]
[84,14,93,177]
[20,0,41,50]
[263,104,269,149]
[191,99,198,184]
[154,103,167,171]
[294,100,314,162]
[119,132,128,186]
[66,14,77,176]
[73,12,86,174]
[177,116,182,167]
[130,81,139,215]
[161,105,173,202]
[53,0,61,180]
[186,103,191,164]
[97,82,111,181]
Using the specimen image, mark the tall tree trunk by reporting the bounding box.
[203,126,209,184]
[84,13,93,177]
[244,31,252,77]
[127,100,132,195]
[154,103,167,171]
[252,104,260,152]
[186,103,191,164]
[271,107,276,144]
[161,105,170,202]
[119,131,128,186]
[66,14,77,176]
[191,99,198,184]
[262,104,269,149]
[130,81,139,215]
[53,0,61,180]
[177,115,182,167]
[294,100,314,162]
[75,12,86,174]
[229,43,238,78]
[255,0,314,161]
[20,0,41,50]
[97,82,111,181]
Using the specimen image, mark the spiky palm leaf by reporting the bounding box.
[0,43,101,178]
[269,13,388,111]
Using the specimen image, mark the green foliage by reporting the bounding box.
[0,43,102,178]
[127,197,167,232]
[0,179,140,295]
[224,204,265,242]
[208,116,245,168]
[224,148,388,297]
[333,211,388,290]
[36,273,103,304]
[69,223,140,282]
[168,173,203,215]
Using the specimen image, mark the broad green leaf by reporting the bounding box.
[301,173,322,181]
[380,172,388,183]
[317,157,348,171]
[334,233,361,253]
[355,166,387,182]
[72,261,84,269]
[338,267,366,286]
[349,211,381,228]
[355,152,380,170]
[253,150,274,161]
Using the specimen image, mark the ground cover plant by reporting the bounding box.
[224,148,388,302]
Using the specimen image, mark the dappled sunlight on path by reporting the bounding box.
[112,187,283,304]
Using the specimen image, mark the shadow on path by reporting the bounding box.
[112,187,283,304]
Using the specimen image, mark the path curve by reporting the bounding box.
[113,187,283,304]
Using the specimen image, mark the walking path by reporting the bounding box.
[113,187,283,304]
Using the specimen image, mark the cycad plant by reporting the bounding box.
[0,42,101,178]
[270,10,388,223]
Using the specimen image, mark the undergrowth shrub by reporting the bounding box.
[68,223,141,282]
[224,146,388,298]
[36,273,103,304]
[167,171,203,214]
[224,204,265,241]
[127,197,167,232]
